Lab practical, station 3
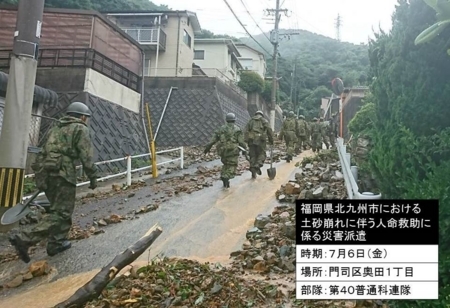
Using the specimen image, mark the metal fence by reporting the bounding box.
[336,137,381,200]
[23,147,184,200]
[0,102,56,149]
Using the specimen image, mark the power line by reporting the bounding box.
[222,0,272,55]
[239,0,271,43]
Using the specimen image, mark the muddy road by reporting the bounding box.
[0,150,311,308]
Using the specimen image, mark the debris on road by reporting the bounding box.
[230,205,296,274]
[84,258,287,308]
[276,150,347,203]
[2,260,52,289]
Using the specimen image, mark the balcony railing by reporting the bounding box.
[122,28,166,50]
[0,49,141,92]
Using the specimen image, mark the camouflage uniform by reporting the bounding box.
[244,111,274,179]
[204,113,247,188]
[296,115,308,152]
[279,112,298,162]
[328,117,337,147]
[305,120,312,149]
[9,103,98,262]
[320,118,330,149]
[310,118,322,152]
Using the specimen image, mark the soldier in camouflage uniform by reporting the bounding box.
[204,113,247,188]
[310,117,322,153]
[304,118,312,150]
[9,102,98,263]
[244,110,274,179]
[279,111,298,162]
[296,115,308,152]
[328,114,338,147]
[320,117,330,149]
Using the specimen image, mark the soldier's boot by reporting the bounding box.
[9,235,31,263]
[250,168,257,179]
[47,240,72,257]
[256,167,262,175]
[221,178,230,188]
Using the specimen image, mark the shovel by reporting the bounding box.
[1,190,42,225]
[267,145,276,180]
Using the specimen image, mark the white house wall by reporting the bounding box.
[84,68,141,113]
[193,43,229,79]
[236,46,266,78]
[147,15,194,77]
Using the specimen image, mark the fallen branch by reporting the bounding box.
[54,224,163,308]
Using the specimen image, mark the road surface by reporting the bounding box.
[0,150,311,308]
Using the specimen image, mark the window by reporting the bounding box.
[144,59,151,76]
[194,50,204,60]
[183,30,191,48]
[240,58,253,70]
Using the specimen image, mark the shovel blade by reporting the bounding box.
[267,167,276,180]
[1,190,41,225]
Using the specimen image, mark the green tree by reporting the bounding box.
[361,0,450,306]
[300,86,331,119]
[237,71,264,93]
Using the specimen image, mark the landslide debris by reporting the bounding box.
[84,258,287,308]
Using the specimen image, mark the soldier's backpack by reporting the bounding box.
[218,124,239,157]
[247,118,265,144]
[297,120,307,136]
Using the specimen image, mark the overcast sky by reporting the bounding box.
[152,0,398,44]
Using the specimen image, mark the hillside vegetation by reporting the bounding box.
[349,0,450,306]
[198,29,369,117]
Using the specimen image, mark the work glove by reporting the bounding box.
[89,177,97,190]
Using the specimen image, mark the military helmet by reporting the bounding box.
[255,110,263,116]
[313,117,317,121]
[225,113,236,122]
[299,115,305,119]
[66,102,91,117]
[288,111,295,117]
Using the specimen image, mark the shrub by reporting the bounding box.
[237,71,264,93]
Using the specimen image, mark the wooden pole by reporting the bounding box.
[54,224,163,308]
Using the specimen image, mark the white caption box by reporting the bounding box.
[296,263,438,281]
[296,245,438,263]
[296,281,439,300]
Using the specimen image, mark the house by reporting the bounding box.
[0,7,147,169]
[105,10,202,77]
[193,38,243,83]
[235,43,266,79]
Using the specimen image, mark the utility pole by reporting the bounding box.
[266,0,288,131]
[291,54,298,110]
[289,63,295,103]
[335,14,342,41]
[0,0,45,227]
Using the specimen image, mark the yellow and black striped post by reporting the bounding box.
[0,0,45,232]
[0,168,25,208]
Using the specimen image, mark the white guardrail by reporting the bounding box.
[23,147,184,200]
[336,138,381,200]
